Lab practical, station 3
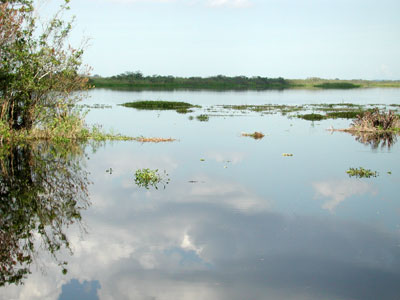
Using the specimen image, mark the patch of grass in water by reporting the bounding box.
[298,113,326,121]
[134,168,170,189]
[120,101,199,112]
[346,167,378,178]
[176,107,194,114]
[196,114,209,122]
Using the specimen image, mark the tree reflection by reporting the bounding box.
[348,131,397,149]
[0,142,90,286]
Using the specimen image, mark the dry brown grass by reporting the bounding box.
[242,132,265,139]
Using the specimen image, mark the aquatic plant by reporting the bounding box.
[298,113,326,121]
[242,132,265,139]
[196,114,209,122]
[325,111,366,119]
[120,101,198,112]
[134,168,170,189]
[346,167,378,178]
[282,153,294,157]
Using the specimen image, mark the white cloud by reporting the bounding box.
[313,179,374,212]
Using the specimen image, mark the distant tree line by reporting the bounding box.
[90,71,290,90]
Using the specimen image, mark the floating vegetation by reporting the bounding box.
[314,82,361,89]
[297,113,326,121]
[346,167,378,178]
[120,101,199,112]
[282,153,294,157]
[242,131,265,139]
[176,107,194,114]
[222,104,304,114]
[196,114,209,122]
[325,111,365,119]
[134,168,170,189]
[135,137,176,143]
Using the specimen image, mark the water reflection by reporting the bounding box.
[0,142,90,286]
[349,131,398,149]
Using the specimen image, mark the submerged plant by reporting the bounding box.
[134,168,170,189]
[346,167,378,178]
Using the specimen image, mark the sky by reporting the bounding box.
[40,0,400,79]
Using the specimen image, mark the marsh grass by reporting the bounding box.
[196,114,209,122]
[120,101,199,112]
[0,115,175,144]
[297,113,326,121]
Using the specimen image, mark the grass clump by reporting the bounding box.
[120,101,199,112]
[134,168,170,189]
[298,113,326,121]
[242,132,265,139]
[314,82,361,89]
[346,167,378,178]
[196,114,209,122]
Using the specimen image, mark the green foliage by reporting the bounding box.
[346,167,378,178]
[196,114,209,122]
[90,73,290,90]
[0,0,89,133]
[134,168,170,189]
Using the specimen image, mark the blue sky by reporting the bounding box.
[49,0,400,79]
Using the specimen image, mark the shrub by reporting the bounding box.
[351,109,400,131]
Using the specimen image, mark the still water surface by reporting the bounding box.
[2,88,400,300]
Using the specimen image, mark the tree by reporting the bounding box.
[0,0,88,131]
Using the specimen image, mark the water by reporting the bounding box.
[1,88,400,300]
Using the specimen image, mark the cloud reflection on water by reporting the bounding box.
[313,179,375,211]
